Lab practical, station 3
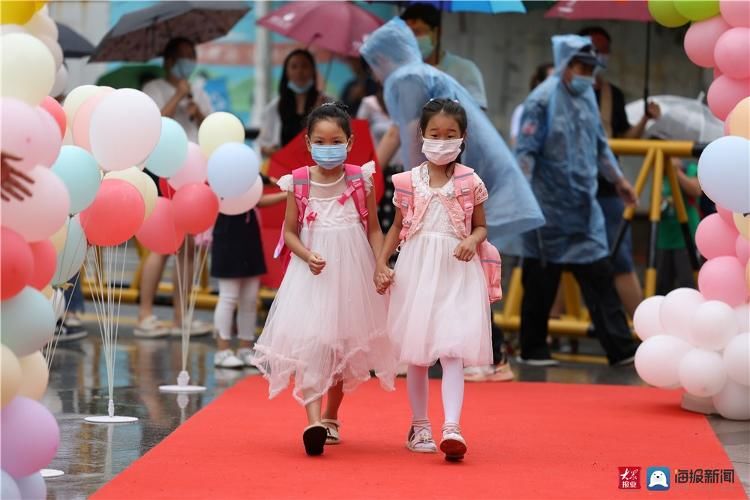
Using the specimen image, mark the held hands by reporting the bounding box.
[615,177,639,207]
[176,79,191,98]
[373,262,394,295]
[454,237,478,262]
[306,252,326,275]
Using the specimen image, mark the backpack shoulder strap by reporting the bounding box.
[342,164,369,229]
[453,164,476,233]
[273,167,310,259]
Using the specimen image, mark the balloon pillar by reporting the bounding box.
[635,0,750,421]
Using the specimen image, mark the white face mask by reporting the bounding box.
[421,137,463,165]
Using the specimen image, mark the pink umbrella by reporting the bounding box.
[257,1,384,57]
[545,0,651,21]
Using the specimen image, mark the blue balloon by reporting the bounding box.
[146,117,189,177]
[51,216,87,286]
[50,145,101,214]
[206,142,259,198]
[0,287,56,357]
[1,470,20,500]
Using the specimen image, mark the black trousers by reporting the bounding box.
[520,257,637,365]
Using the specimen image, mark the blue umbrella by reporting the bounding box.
[410,1,526,14]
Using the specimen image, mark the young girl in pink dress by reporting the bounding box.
[252,102,396,456]
[375,99,492,461]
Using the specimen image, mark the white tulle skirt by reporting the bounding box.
[252,223,397,406]
[387,231,493,367]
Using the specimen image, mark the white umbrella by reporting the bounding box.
[626,95,724,143]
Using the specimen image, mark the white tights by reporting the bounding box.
[406,357,464,425]
[214,277,260,341]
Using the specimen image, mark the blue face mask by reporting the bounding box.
[416,35,434,59]
[311,144,348,169]
[172,58,196,80]
[288,80,314,94]
[568,75,595,95]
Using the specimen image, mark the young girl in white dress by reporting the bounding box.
[252,102,396,456]
[375,99,492,461]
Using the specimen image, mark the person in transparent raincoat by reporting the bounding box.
[360,17,544,249]
[514,34,639,366]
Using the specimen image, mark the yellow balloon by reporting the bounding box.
[0,32,55,105]
[105,167,158,218]
[63,85,101,129]
[1,344,21,407]
[17,351,48,400]
[0,0,36,25]
[735,212,750,241]
[727,97,750,140]
[198,112,245,157]
[34,1,46,13]
[50,218,69,252]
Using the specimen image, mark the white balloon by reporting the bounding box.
[0,33,56,106]
[679,349,727,397]
[219,177,264,215]
[633,295,665,340]
[51,216,87,286]
[37,34,63,70]
[712,379,750,420]
[723,332,750,386]
[24,11,58,39]
[697,136,750,214]
[660,288,705,340]
[634,334,692,388]
[690,300,738,350]
[0,470,20,499]
[15,472,46,500]
[63,85,100,125]
[51,64,68,98]
[736,304,750,333]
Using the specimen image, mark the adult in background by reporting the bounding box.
[138,37,214,338]
[515,34,639,366]
[579,26,661,320]
[256,49,330,157]
[340,56,378,117]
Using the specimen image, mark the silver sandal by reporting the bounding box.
[321,418,341,445]
[406,419,438,453]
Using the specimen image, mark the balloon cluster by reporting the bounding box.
[1,2,262,495]
[638,0,750,421]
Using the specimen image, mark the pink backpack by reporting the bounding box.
[273,164,369,271]
[392,164,503,303]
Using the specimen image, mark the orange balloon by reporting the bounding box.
[727,97,750,139]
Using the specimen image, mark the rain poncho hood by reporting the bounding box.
[515,34,624,264]
[361,18,544,247]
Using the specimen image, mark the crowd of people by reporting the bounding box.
[1,4,714,461]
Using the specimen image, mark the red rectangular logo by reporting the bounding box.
[619,467,641,489]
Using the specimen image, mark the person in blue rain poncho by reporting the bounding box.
[360,17,544,249]
[515,34,639,366]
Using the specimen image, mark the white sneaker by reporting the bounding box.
[237,347,255,367]
[171,320,214,337]
[134,315,170,338]
[214,349,244,369]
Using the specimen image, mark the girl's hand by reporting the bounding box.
[307,252,326,275]
[374,262,394,294]
[454,238,477,262]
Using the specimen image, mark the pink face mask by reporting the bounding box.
[421,138,463,165]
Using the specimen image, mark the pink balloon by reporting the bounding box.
[0,227,34,300]
[737,235,750,264]
[715,204,735,226]
[0,98,46,171]
[721,0,750,27]
[684,16,731,68]
[714,28,750,79]
[707,75,750,120]
[696,213,739,259]
[79,179,145,246]
[28,240,56,290]
[0,397,60,478]
[219,177,264,215]
[172,183,219,235]
[72,88,113,152]
[89,89,162,171]
[698,256,749,307]
[135,197,185,255]
[168,142,207,189]
[35,107,62,167]
[40,96,66,136]
[1,166,70,242]
[714,67,723,80]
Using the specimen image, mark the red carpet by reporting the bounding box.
[93,378,745,499]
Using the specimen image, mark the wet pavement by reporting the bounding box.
[42,304,749,499]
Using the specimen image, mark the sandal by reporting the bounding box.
[321,419,341,445]
[440,422,467,461]
[302,424,327,456]
[406,419,437,453]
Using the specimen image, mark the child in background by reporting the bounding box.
[252,102,397,456]
[376,99,493,462]
[211,180,286,368]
